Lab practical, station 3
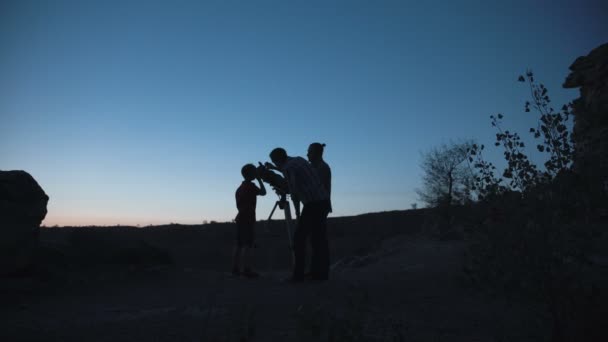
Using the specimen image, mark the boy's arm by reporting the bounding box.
[264,162,279,171]
[256,177,267,196]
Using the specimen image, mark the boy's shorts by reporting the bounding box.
[236,222,255,248]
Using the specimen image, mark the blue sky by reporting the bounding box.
[1,0,606,226]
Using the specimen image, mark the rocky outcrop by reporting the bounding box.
[563,43,608,194]
[0,170,49,275]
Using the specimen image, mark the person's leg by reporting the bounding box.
[232,246,241,275]
[241,246,248,269]
[310,202,329,280]
[319,203,330,278]
[244,246,251,269]
[242,223,259,278]
[292,204,311,280]
[233,222,243,274]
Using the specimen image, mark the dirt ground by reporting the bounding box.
[1,233,544,342]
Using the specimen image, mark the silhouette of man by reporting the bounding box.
[307,142,332,214]
[269,147,331,281]
[233,164,266,278]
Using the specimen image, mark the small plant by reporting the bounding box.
[467,70,575,198]
[520,71,575,178]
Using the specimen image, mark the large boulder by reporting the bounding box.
[563,43,608,219]
[563,44,608,186]
[0,170,49,275]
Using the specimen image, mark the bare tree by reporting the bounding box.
[416,141,475,207]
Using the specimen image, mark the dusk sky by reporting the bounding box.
[1,1,606,226]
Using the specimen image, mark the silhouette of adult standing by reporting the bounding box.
[269,147,331,281]
[307,143,332,214]
[306,142,332,280]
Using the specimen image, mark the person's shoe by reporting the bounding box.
[242,269,260,278]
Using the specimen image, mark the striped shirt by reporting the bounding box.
[281,156,328,204]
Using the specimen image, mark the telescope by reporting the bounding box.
[257,162,296,265]
[256,162,288,195]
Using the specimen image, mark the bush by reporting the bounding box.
[463,71,607,341]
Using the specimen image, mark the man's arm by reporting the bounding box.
[293,197,301,219]
[256,177,267,196]
[287,169,301,218]
[324,165,332,196]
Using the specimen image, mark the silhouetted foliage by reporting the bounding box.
[467,70,575,198]
[521,70,575,177]
[463,71,605,341]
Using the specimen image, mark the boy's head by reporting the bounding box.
[241,164,257,181]
[269,147,288,168]
[307,142,325,162]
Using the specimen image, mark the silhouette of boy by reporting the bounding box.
[233,164,266,278]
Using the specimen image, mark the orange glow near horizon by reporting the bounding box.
[42,213,223,227]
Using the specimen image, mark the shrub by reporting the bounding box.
[463,71,606,341]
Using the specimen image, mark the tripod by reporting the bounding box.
[266,192,296,265]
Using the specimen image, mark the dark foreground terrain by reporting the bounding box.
[2,210,545,341]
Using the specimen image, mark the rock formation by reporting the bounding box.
[0,170,49,275]
[563,43,608,196]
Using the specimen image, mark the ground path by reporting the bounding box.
[1,236,539,341]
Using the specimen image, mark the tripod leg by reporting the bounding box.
[264,201,280,234]
[267,201,280,221]
[283,202,295,266]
